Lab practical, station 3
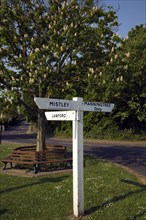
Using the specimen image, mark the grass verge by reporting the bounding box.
[0,143,146,220]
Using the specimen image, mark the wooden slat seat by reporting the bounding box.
[1,150,36,171]
[1,146,72,173]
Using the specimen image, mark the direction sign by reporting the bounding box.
[34,97,114,112]
[34,97,80,110]
[45,111,77,121]
[82,101,114,112]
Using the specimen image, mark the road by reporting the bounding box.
[1,121,146,178]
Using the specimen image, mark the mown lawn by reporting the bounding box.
[0,143,146,220]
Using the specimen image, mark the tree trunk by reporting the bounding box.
[36,109,46,151]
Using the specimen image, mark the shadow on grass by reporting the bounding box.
[127,210,146,220]
[84,155,101,166]
[0,209,9,216]
[0,175,68,194]
[85,179,146,216]
[120,179,146,189]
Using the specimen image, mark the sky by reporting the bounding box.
[103,0,146,38]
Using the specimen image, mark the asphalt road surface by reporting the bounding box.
[1,121,146,178]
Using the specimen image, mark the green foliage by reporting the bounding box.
[113,25,146,131]
[54,121,72,137]
[83,112,118,139]
[0,97,19,124]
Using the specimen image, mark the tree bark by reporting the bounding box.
[36,109,46,151]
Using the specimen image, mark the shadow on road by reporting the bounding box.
[2,133,36,140]
[84,145,146,178]
[85,146,146,167]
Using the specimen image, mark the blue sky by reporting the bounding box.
[103,0,146,38]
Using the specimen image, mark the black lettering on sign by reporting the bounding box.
[94,107,102,112]
[84,102,111,108]
[49,102,54,106]
[48,101,70,108]
[52,114,66,118]
[65,103,70,107]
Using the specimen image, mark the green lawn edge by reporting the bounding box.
[0,143,146,220]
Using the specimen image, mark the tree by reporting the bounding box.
[0,0,120,149]
[100,25,146,132]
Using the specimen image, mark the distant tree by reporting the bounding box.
[0,0,120,149]
[102,24,146,131]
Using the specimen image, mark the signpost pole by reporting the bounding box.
[0,126,1,144]
[72,97,84,217]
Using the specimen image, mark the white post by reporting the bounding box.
[72,97,84,217]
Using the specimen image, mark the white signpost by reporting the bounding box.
[72,97,84,217]
[34,97,114,217]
